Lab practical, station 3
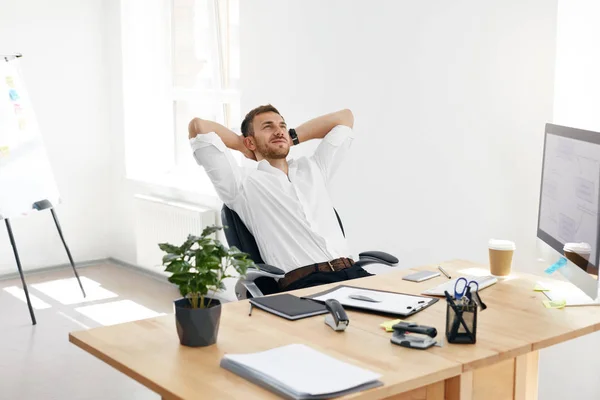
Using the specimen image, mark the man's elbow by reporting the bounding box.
[188,117,205,139]
[339,109,354,128]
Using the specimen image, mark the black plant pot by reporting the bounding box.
[173,298,221,347]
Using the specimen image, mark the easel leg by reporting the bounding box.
[50,208,86,298]
[5,219,37,325]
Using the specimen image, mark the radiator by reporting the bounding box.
[133,194,217,271]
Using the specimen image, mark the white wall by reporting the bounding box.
[240,0,557,272]
[553,0,600,131]
[0,0,112,274]
[537,1,600,399]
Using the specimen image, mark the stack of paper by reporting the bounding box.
[220,343,383,399]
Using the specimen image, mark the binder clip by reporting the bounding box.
[390,322,438,350]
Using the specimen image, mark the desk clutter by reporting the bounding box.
[390,322,439,350]
[248,294,329,320]
[443,277,488,344]
[220,343,383,399]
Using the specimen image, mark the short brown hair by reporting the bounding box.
[241,104,282,137]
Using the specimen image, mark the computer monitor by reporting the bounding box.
[537,123,600,302]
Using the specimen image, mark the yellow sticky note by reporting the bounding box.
[534,284,550,292]
[543,299,566,309]
[0,146,9,157]
[380,319,402,332]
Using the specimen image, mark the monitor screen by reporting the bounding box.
[537,123,600,274]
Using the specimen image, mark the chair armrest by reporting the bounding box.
[234,264,285,300]
[254,263,285,276]
[358,251,399,266]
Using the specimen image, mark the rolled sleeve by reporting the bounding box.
[189,131,227,152]
[311,125,357,184]
[189,132,244,205]
[322,125,356,146]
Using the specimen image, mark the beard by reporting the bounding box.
[255,141,290,160]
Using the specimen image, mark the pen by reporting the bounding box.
[438,265,451,279]
[248,303,253,316]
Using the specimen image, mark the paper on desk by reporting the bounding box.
[221,344,381,396]
[534,284,550,292]
[380,319,402,332]
[543,299,566,309]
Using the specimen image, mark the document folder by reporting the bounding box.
[220,343,383,399]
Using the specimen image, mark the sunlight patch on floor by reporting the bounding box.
[74,299,165,326]
[3,286,52,309]
[32,277,118,305]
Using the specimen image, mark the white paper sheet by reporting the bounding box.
[222,343,381,396]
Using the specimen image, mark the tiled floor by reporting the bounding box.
[0,262,180,400]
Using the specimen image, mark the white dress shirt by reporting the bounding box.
[190,125,356,273]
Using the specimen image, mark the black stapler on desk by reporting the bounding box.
[324,299,349,331]
[391,322,438,350]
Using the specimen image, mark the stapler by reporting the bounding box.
[324,299,349,332]
[390,322,438,350]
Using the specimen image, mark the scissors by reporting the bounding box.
[453,277,479,302]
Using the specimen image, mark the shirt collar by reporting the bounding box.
[257,159,296,176]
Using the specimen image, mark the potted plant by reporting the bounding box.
[158,225,254,347]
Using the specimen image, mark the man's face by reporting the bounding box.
[250,111,291,160]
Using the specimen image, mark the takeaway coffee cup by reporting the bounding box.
[563,242,591,271]
[488,239,516,277]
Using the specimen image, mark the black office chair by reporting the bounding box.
[221,205,399,299]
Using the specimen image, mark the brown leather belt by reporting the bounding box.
[278,257,354,290]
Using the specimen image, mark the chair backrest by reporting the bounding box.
[221,206,265,264]
[221,205,345,265]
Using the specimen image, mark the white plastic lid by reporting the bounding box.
[563,242,591,254]
[488,239,516,251]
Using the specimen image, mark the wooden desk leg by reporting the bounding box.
[514,351,539,400]
[445,370,473,400]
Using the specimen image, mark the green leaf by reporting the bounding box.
[162,254,180,264]
[178,285,189,298]
[168,272,194,285]
[165,260,190,273]
[158,243,180,254]
[201,225,222,238]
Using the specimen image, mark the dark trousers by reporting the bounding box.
[282,265,373,292]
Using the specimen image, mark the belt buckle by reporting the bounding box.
[327,260,335,271]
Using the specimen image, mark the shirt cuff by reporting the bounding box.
[322,125,356,147]
[189,132,227,153]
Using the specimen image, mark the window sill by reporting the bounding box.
[126,170,222,210]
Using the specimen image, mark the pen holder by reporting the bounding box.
[445,299,477,344]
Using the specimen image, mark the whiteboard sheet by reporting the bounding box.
[0,59,60,219]
[307,285,437,316]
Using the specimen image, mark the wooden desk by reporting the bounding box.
[69,260,600,399]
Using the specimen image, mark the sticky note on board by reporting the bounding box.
[0,146,9,157]
[544,257,567,274]
[543,299,566,309]
[9,89,19,101]
[5,76,15,88]
[534,284,550,292]
[380,319,402,332]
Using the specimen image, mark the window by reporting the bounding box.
[121,0,240,191]
[172,0,241,171]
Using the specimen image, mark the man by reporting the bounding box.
[188,105,371,292]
